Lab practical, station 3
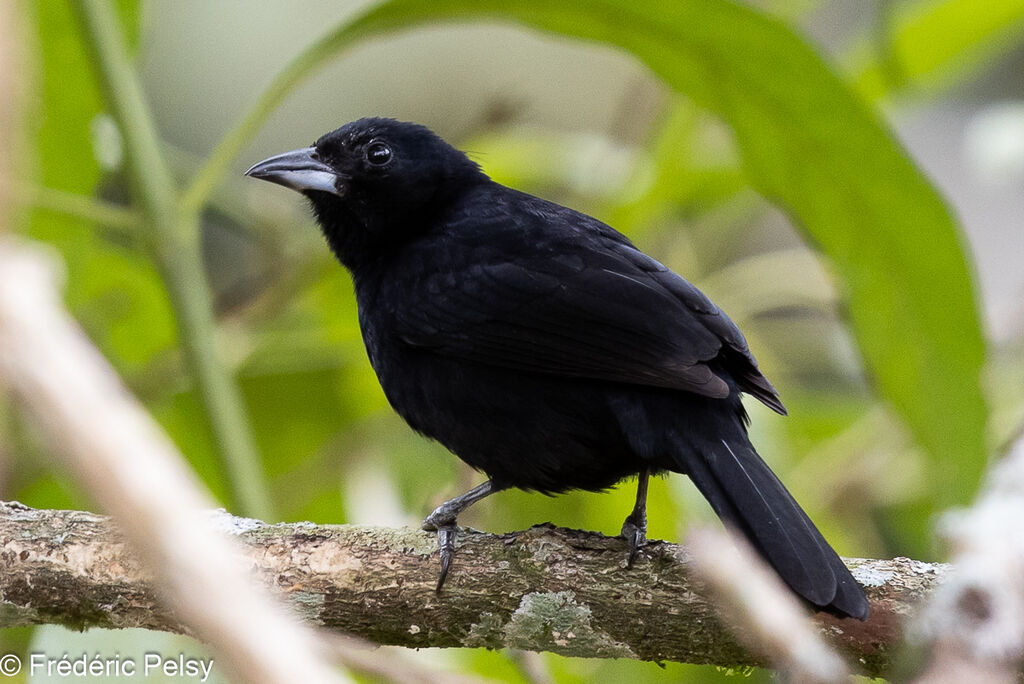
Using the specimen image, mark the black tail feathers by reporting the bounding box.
[681,438,869,620]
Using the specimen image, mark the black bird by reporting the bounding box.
[246,118,869,620]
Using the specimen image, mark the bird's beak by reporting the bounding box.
[244,147,343,196]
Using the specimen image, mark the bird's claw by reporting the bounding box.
[423,514,459,592]
[621,517,647,567]
[435,525,457,592]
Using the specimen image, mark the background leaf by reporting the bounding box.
[852,0,1024,99]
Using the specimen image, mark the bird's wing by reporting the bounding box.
[391,220,784,412]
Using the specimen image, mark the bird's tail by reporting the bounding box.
[680,435,869,620]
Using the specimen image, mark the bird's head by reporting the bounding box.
[246,118,484,269]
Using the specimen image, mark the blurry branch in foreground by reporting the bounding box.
[688,527,852,683]
[914,432,1024,683]
[0,499,942,679]
[0,239,348,684]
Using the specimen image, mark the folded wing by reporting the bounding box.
[392,211,785,414]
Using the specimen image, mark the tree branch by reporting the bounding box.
[0,502,946,678]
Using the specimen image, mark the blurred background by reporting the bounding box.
[2,0,1023,681]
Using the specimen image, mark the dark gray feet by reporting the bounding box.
[421,480,497,592]
[620,469,649,567]
[620,512,647,567]
[421,505,459,592]
[422,521,457,591]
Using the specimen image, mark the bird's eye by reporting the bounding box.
[365,141,392,166]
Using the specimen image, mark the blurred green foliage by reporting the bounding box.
[852,0,1024,98]
[5,0,1023,682]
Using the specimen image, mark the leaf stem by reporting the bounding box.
[15,183,139,232]
[69,0,273,520]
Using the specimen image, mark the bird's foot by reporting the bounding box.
[620,515,647,567]
[421,481,497,592]
[422,513,458,592]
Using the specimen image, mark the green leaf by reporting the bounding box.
[26,0,139,196]
[24,0,167,376]
[203,0,987,547]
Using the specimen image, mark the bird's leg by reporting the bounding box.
[621,468,649,567]
[422,480,499,592]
